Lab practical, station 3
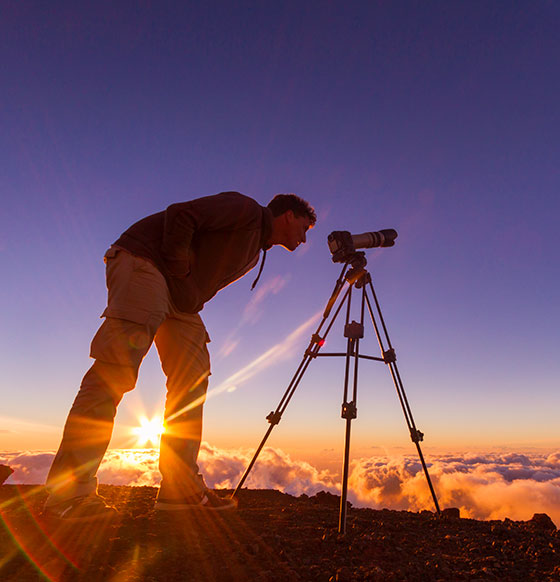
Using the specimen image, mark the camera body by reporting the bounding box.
[328,229,398,263]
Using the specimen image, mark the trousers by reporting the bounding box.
[46,248,211,505]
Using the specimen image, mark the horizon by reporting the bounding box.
[3,444,560,527]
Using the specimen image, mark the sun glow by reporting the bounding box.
[131,416,164,447]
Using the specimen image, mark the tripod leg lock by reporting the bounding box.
[266,411,282,425]
[305,333,325,357]
[410,428,424,443]
[383,348,396,364]
[341,401,357,420]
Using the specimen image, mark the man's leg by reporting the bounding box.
[45,320,152,505]
[154,313,211,501]
[46,249,169,507]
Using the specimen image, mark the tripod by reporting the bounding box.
[232,251,441,534]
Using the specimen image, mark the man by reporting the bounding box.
[45,192,316,521]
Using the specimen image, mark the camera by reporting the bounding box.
[328,229,398,263]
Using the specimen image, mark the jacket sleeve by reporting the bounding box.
[161,192,261,276]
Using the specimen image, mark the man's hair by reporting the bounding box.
[267,194,317,224]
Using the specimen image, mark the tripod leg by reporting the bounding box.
[338,283,365,534]
[339,418,352,534]
[232,268,351,499]
[364,280,441,515]
[231,346,318,498]
[385,359,441,514]
[233,423,275,495]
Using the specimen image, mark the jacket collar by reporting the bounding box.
[260,207,273,250]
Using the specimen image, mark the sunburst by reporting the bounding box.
[131,415,164,447]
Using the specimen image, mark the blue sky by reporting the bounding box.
[1,1,559,466]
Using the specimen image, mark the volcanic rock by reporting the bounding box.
[441,507,461,520]
[0,485,558,581]
[529,512,557,532]
[310,490,352,508]
[0,465,13,485]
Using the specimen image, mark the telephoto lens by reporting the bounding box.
[328,229,398,262]
[351,229,398,249]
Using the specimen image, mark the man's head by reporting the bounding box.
[267,194,316,251]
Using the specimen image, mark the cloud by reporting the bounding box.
[165,311,322,423]
[216,338,240,359]
[0,450,162,488]
[0,452,54,484]
[209,310,322,397]
[199,443,339,497]
[0,444,338,498]
[153,312,321,420]
[2,448,560,526]
[546,451,560,467]
[348,452,560,526]
[215,275,291,360]
[98,449,162,486]
[242,275,290,325]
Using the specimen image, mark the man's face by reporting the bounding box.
[280,211,313,251]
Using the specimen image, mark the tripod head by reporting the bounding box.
[344,252,371,288]
[346,251,367,270]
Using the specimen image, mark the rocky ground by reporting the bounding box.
[1,484,559,581]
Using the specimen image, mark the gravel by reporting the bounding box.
[1,485,558,581]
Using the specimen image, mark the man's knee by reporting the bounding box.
[90,316,158,368]
[78,360,139,406]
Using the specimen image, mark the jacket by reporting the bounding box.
[113,192,273,313]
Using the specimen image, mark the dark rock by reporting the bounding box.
[0,465,14,485]
[1,484,560,581]
[528,513,556,531]
[441,507,461,519]
[310,490,352,508]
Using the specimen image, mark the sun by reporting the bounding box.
[131,415,164,447]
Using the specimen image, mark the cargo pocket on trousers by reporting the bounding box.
[90,312,165,367]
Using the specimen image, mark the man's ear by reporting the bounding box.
[284,209,295,223]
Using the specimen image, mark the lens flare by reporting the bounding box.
[131,416,164,447]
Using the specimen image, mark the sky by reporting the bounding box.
[1,1,559,519]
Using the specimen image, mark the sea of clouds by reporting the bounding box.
[2,446,560,526]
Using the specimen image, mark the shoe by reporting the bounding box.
[155,489,238,512]
[43,494,118,522]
